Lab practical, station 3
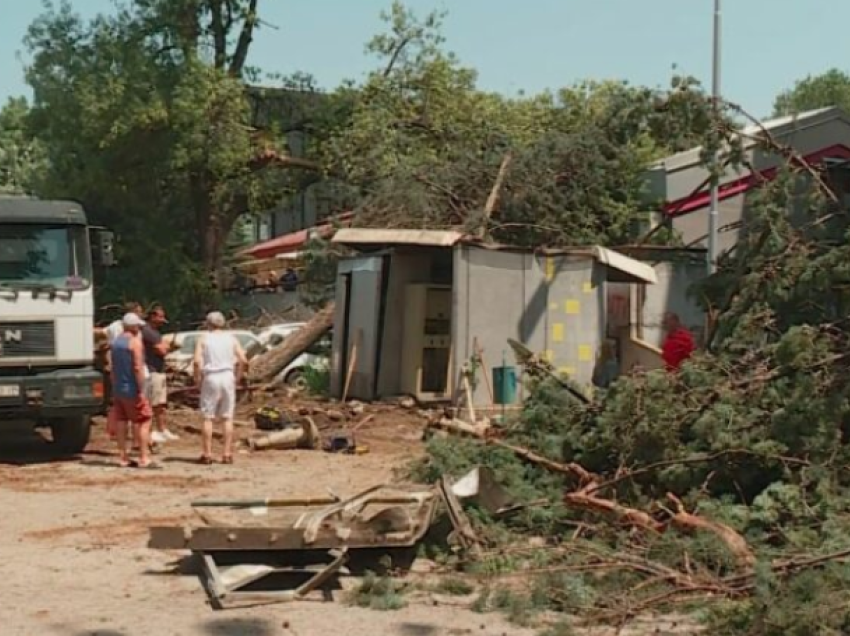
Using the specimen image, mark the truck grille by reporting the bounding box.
[0,321,56,358]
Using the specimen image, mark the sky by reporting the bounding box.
[1,0,849,118]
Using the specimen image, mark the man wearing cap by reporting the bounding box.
[110,313,156,468]
[193,311,248,464]
[105,301,145,442]
[143,306,178,444]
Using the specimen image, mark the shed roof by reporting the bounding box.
[332,228,464,248]
[333,228,657,284]
[591,246,657,284]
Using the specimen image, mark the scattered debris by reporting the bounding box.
[149,482,449,608]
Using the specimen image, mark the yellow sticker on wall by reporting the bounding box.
[544,350,554,362]
[565,300,580,315]
[552,323,564,343]
[545,257,555,281]
[582,281,593,294]
[578,344,593,362]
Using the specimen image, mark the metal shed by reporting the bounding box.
[328,230,657,406]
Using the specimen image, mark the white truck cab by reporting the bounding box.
[0,197,113,454]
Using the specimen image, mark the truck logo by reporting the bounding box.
[2,330,22,343]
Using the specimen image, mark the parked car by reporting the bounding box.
[164,330,260,376]
[275,333,332,388]
[165,327,331,390]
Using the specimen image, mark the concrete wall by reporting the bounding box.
[671,194,744,255]
[604,250,706,376]
[453,246,604,406]
[637,258,707,349]
[617,327,664,373]
[330,256,384,400]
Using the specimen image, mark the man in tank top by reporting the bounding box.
[193,311,248,464]
[109,313,155,468]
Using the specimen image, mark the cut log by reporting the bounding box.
[247,303,335,384]
[249,417,321,451]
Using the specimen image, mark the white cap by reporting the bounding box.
[122,313,145,327]
[206,311,226,328]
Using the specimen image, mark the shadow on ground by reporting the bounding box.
[0,425,81,466]
[66,617,277,636]
[202,617,277,636]
[398,623,439,636]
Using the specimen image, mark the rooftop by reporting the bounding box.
[652,106,848,173]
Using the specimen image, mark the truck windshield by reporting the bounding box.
[0,224,92,290]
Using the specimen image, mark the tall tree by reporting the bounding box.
[0,97,45,195]
[774,68,850,115]
[323,2,721,247]
[24,0,313,311]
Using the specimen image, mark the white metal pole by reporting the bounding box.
[708,0,721,274]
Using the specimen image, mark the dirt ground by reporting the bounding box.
[0,398,694,636]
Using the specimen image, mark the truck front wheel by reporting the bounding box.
[49,416,92,455]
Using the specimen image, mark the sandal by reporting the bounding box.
[221,456,234,465]
[198,455,213,465]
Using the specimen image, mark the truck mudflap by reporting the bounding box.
[0,367,105,421]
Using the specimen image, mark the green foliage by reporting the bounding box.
[0,97,45,194]
[323,4,725,249]
[347,572,408,611]
[432,576,474,596]
[706,565,850,635]
[300,234,347,310]
[23,0,304,315]
[774,68,850,115]
[301,364,330,397]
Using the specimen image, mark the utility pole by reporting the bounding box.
[707,0,721,274]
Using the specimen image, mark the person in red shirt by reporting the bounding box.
[661,312,695,371]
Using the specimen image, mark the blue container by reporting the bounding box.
[493,366,518,405]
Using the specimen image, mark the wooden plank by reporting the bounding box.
[439,476,483,557]
[148,526,191,550]
[295,548,349,597]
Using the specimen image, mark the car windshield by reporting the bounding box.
[0,224,92,290]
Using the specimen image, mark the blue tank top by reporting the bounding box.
[112,335,139,399]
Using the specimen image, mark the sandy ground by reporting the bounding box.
[0,399,698,636]
[0,401,542,636]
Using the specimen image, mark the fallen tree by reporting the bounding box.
[247,302,335,385]
[412,164,850,633]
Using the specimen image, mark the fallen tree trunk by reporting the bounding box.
[665,493,755,570]
[564,488,664,533]
[247,302,335,384]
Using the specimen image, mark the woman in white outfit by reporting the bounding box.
[193,311,248,464]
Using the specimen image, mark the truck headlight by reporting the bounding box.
[64,381,104,400]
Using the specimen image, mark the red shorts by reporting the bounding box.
[110,396,152,425]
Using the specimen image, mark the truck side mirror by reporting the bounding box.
[90,228,116,267]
